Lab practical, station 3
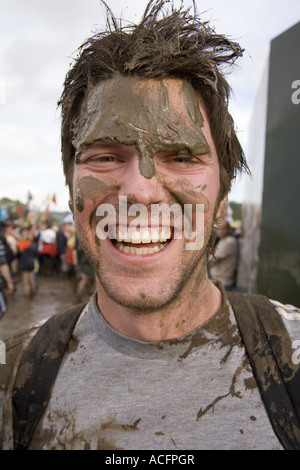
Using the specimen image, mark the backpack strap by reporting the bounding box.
[228,291,300,450]
[12,302,86,450]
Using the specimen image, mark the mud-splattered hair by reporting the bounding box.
[59,0,249,198]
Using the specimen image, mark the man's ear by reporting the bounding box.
[68,190,74,213]
[215,195,228,221]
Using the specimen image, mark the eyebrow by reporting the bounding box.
[75,139,128,162]
[83,139,122,149]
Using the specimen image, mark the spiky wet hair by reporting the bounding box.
[59,0,249,198]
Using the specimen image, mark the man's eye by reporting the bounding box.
[165,149,194,162]
[170,153,200,165]
[89,155,116,162]
[79,153,121,166]
[173,155,191,162]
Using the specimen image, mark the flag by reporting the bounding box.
[0,207,8,221]
[52,193,57,204]
[27,191,33,204]
[17,204,24,217]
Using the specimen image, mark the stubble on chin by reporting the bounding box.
[93,239,209,314]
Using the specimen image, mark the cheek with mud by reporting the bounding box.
[161,177,214,245]
[74,175,120,212]
[160,176,210,213]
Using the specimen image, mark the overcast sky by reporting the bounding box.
[1,0,300,213]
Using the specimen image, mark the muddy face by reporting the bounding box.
[71,76,222,323]
[72,75,210,179]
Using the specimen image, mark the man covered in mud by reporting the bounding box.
[1,0,300,450]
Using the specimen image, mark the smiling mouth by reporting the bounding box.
[112,228,173,255]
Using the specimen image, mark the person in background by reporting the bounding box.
[76,241,95,302]
[17,227,38,297]
[4,223,19,286]
[56,222,74,275]
[208,219,239,291]
[0,222,14,318]
[38,223,58,275]
[65,225,78,279]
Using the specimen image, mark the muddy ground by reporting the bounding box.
[0,274,92,339]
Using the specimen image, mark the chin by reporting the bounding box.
[96,274,183,314]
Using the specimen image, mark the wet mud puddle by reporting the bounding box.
[0,275,80,338]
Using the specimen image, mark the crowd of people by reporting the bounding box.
[0,218,95,318]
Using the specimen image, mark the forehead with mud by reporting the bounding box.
[72,75,210,179]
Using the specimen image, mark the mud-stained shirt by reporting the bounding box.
[1,293,300,450]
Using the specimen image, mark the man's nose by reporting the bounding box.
[118,158,166,206]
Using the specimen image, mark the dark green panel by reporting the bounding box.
[257,22,300,306]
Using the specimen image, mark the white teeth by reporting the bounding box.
[116,228,170,244]
[116,229,127,242]
[131,230,142,244]
[114,227,171,254]
[140,228,151,243]
[160,228,171,241]
[115,242,166,255]
[151,229,159,243]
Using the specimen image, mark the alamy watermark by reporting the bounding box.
[291,80,300,105]
[292,340,300,365]
[95,196,204,250]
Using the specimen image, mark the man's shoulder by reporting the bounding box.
[269,299,300,342]
[4,323,42,350]
[228,292,300,348]
[228,291,300,326]
[269,299,300,321]
[0,322,45,392]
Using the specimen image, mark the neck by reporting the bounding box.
[95,275,223,342]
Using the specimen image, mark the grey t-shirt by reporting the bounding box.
[23,294,300,450]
